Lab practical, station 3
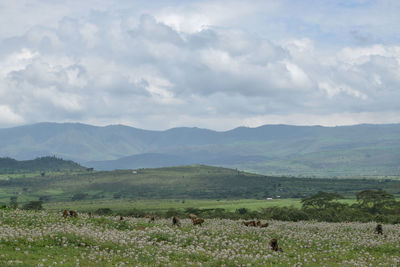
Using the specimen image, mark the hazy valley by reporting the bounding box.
[1,122,400,177]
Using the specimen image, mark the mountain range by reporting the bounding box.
[0,122,399,177]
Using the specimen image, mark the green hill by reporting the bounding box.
[1,165,399,204]
[0,156,85,174]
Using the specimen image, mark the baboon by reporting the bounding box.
[375,224,383,235]
[256,220,261,226]
[69,210,78,218]
[270,238,283,252]
[120,216,124,221]
[260,222,269,228]
[145,214,157,222]
[148,215,156,223]
[243,220,256,227]
[172,216,181,226]
[192,218,205,226]
[62,210,69,218]
[189,213,197,221]
[88,212,92,218]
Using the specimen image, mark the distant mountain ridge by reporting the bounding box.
[1,122,400,177]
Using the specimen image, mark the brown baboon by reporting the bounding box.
[172,216,181,226]
[189,213,197,221]
[256,220,261,226]
[243,220,256,227]
[145,214,157,222]
[148,216,156,223]
[62,210,69,218]
[88,212,92,218]
[375,224,383,235]
[260,222,269,228]
[270,238,283,252]
[69,210,78,218]
[120,216,124,221]
[192,218,205,226]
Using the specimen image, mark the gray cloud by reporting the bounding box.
[0,1,399,130]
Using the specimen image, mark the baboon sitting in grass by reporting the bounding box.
[375,224,383,235]
[243,220,256,227]
[189,213,197,221]
[172,216,181,226]
[270,238,283,252]
[260,222,269,228]
[69,210,78,218]
[62,210,69,218]
[145,214,156,223]
[120,216,124,221]
[192,218,205,226]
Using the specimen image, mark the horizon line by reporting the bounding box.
[1,121,399,132]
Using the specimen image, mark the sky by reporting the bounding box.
[0,0,399,130]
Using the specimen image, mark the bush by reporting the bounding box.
[22,201,43,210]
[95,208,113,215]
[236,208,248,214]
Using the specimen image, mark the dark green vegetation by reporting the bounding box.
[1,122,400,177]
[37,190,400,224]
[1,165,400,205]
[0,156,85,174]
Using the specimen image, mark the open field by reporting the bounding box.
[0,209,399,266]
[44,198,303,213]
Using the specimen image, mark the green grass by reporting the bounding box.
[43,198,303,213]
[0,209,399,266]
[44,197,400,215]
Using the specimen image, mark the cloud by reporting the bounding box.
[0,1,399,130]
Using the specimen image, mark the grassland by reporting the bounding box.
[1,165,400,206]
[0,209,399,266]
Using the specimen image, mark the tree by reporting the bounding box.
[301,191,343,210]
[236,208,248,214]
[356,190,395,213]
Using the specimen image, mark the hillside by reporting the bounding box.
[1,165,399,204]
[1,122,400,176]
[0,156,85,174]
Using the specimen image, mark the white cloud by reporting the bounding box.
[0,49,39,77]
[0,105,25,126]
[0,1,399,130]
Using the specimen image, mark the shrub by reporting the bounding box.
[22,200,43,210]
[95,208,113,215]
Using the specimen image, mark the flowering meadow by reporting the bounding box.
[0,209,399,266]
